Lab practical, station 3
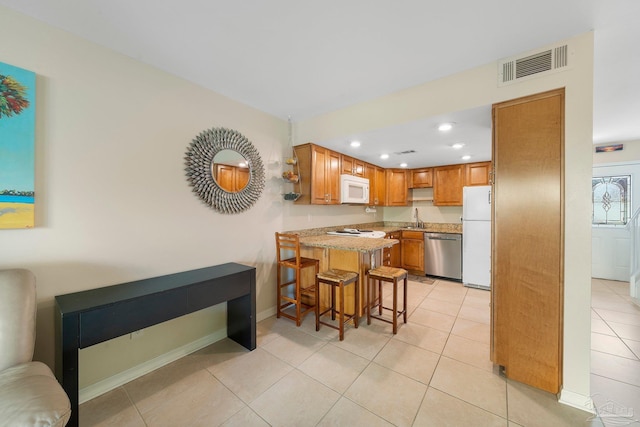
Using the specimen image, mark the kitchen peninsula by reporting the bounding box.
[284,222,461,317]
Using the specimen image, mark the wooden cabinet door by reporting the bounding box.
[326,150,341,204]
[310,145,329,204]
[401,231,424,272]
[366,165,386,206]
[410,168,433,188]
[492,89,564,394]
[235,167,250,191]
[307,145,340,204]
[374,167,386,206]
[466,162,492,186]
[214,164,235,192]
[365,163,375,205]
[385,169,408,206]
[342,155,365,176]
[341,155,354,175]
[384,232,402,267]
[433,164,464,205]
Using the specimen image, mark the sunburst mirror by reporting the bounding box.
[185,127,265,214]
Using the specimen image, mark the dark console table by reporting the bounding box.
[55,262,256,427]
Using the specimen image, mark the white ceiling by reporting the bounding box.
[2,0,638,168]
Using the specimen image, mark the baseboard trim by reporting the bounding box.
[257,306,276,322]
[80,307,278,404]
[79,328,227,404]
[559,389,595,414]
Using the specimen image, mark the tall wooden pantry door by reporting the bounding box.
[491,88,564,394]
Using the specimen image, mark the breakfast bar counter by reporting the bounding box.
[298,234,397,253]
[283,221,460,318]
[294,233,399,318]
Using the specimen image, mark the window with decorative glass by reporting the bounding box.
[592,175,631,225]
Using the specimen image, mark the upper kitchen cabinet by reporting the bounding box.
[341,154,365,177]
[465,161,492,186]
[365,163,386,206]
[385,169,408,206]
[409,167,433,188]
[293,143,341,205]
[433,164,464,206]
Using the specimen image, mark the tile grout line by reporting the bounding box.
[121,385,149,427]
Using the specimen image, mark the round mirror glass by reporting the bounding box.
[212,149,250,193]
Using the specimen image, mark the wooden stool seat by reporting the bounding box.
[366,266,408,334]
[367,266,408,280]
[317,269,358,283]
[316,269,359,341]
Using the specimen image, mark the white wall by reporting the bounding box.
[298,32,595,408]
[592,139,640,280]
[0,7,595,407]
[0,6,377,390]
[594,139,640,165]
[387,188,464,225]
[0,6,273,386]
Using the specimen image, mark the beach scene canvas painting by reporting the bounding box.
[0,61,36,229]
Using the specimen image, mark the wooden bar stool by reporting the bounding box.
[366,266,408,334]
[275,232,319,326]
[315,269,359,341]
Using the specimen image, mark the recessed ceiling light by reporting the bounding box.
[380,154,389,160]
[461,155,471,160]
[438,122,455,132]
[239,162,247,168]
[452,143,465,150]
[400,163,408,168]
[350,141,361,148]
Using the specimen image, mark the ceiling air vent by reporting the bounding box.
[394,150,416,155]
[498,44,570,86]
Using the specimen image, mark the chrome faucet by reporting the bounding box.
[415,208,424,228]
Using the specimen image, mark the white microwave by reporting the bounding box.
[340,174,370,204]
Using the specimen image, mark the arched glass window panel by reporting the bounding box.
[592,175,631,225]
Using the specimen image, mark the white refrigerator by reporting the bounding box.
[462,185,492,290]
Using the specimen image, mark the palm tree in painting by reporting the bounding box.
[0,74,30,119]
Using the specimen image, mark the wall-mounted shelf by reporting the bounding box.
[282,171,299,183]
[408,197,434,202]
[282,155,300,200]
[283,192,301,201]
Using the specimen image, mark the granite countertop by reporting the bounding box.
[298,234,397,253]
[287,221,462,237]
[288,221,462,253]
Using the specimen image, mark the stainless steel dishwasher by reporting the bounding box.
[424,232,462,281]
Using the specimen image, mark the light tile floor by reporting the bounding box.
[80,277,640,426]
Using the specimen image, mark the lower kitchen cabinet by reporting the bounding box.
[401,231,424,273]
[384,232,401,267]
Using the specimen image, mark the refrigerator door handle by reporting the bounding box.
[488,190,491,205]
